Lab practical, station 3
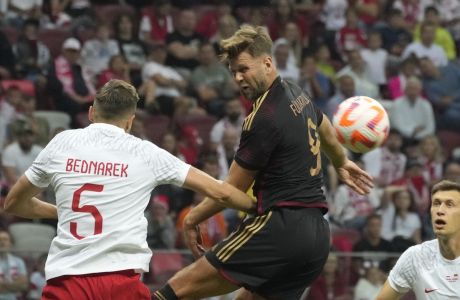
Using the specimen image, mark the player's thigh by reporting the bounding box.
[168,256,240,299]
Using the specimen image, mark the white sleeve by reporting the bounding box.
[151,147,191,186]
[24,145,52,188]
[388,246,418,293]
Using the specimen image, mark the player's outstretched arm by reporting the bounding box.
[182,166,256,213]
[376,280,404,300]
[4,175,57,219]
[318,114,373,195]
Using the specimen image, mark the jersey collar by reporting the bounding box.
[88,123,126,134]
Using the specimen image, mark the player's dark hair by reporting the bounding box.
[431,180,460,196]
[220,25,273,63]
[94,79,139,120]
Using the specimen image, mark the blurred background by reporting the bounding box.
[0,0,459,299]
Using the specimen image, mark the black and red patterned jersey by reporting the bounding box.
[235,77,328,214]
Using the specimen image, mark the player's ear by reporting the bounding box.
[125,114,136,133]
[88,106,94,123]
[264,55,273,73]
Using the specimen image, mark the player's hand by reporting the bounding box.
[336,159,373,195]
[183,224,206,259]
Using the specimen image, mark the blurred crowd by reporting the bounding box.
[0,0,460,299]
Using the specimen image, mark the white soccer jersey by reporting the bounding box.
[388,239,460,299]
[25,123,191,280]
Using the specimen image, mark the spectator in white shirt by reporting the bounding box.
[402,22,448,67]
[360,31,388,86]
[81,23,120,78]
[389,76,435,140]
[272,38,299,82]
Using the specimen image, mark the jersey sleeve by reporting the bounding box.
[24,140,55,188]
[234,115,281,171]
[388,246,418,293]
[150,145,191,186]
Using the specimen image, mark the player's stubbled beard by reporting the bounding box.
[241,76,269,101]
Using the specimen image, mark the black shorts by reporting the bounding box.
[205,207,330,300]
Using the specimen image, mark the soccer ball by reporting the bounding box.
[332,96,390,153]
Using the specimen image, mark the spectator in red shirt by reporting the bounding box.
[196,0,233,40]
[336,8,367,58]
[139,0,174,44]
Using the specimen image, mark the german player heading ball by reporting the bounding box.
[333,96,390,153]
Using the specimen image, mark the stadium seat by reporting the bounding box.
[38,29,72,58]
[143,115,171,145]
[34,110,71,132]
[150,252,187,286]
[438,130,460,159]
[1,79,36,96]
[9,223,56,258]
[176,114,217,148]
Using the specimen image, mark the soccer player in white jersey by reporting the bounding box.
[3,79,256,300]
[376,180,460,300]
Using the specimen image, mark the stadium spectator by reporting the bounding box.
[15,95,50,147]
[353,214,395,253]
[391,0,429,30]
[139,0,174,44]
[443,160,460,183]
[190,42,238,117]
[386,57,418,100]
[360,31,388,87]
[81,22,120,78]
[353,261,385,300]
[209,13,239,53]
[362,129,407,187]
[379,8,412,53]
[49,37,96,120]
[267,0,308,43]
[98,54,131,88]
[0,86,23,149]
[0,30,16,79]
[114,13,147,86]
[299,56,334,113]
[312,43,338,80]
[28,254,46,300]
[5,0,42,27]
[419,57,460,131]
[13,19,51,81]
[389,76,435,141]
[165,8,204,77]
[352,0,380,27]
[318,0,348,62]
[331,161,381,230]
[418,135,444,186]
[380,186,422,251]
[142,43,192,118]
[40,0,71,29]
[196,0,232,40]
[146,195,176,249]
[402,22,448,67]
[336,8,367,56]
[0,230,28,300]
[336,50,380,100]
[272,38,299,82]
[1,119,43,188]
[209,98,245,149]
[326,74,356,119]
[215,127,238,180]
[306,253,351,300]
[413,6,457,60]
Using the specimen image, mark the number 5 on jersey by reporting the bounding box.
[70,184,104,240]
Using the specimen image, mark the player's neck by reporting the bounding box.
[438,234,460,260]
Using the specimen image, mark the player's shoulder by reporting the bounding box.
[402,239,439,268]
